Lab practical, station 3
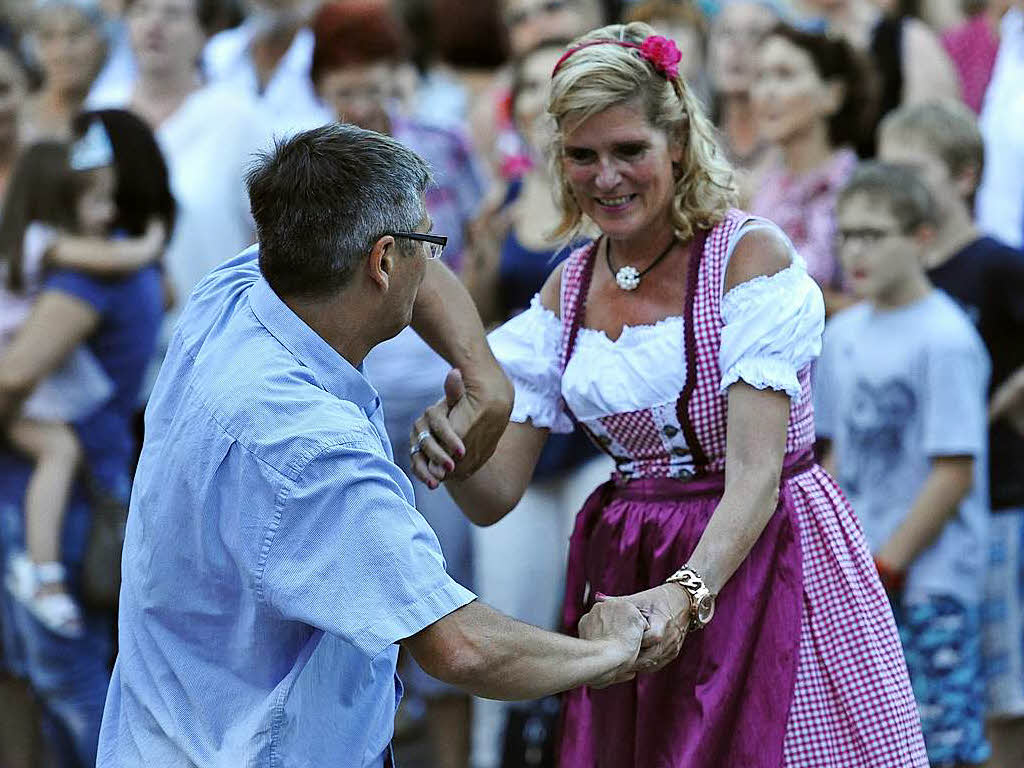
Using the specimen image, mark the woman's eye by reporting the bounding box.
[565,149,595,163]
[617,145,646,159]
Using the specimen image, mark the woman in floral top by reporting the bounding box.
[750,24,876,315]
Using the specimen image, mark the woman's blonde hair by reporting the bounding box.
[547,22,737,243]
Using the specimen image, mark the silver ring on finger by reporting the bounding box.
[415,430,432,448]
[410,443,422,456]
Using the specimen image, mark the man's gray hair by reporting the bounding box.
[247,122,433,299]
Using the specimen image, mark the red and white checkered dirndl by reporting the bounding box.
[556,210,928,767]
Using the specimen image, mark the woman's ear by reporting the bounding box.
[368,235,396,292]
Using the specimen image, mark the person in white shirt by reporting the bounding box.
[202,0,330,138]
[89,0,270,390]
[976,3,1024,248]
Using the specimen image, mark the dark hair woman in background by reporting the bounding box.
[0,108,172,768]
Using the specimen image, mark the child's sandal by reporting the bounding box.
[5,553,84,639]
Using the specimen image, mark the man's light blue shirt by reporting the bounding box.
[97,247,475,767]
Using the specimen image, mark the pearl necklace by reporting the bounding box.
[606,236,678,291]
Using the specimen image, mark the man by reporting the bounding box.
[96,123,646,767]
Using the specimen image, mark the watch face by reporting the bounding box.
[696,594,715,624]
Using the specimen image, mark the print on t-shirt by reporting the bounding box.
[843,378,917,497]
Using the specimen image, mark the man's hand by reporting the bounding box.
[601,583,692,674]
[410,366,513,486]
[578,597,648,689]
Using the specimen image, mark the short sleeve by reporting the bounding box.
[262,440,476,659]
[487,296,574,433]
[718,227,826,402]
[44,269,114,315]
[922,338,990,458]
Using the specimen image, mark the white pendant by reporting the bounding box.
[615,265,641,291]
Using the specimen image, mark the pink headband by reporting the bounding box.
[551,35,683,80]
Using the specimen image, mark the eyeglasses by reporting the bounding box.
[834,227,903,248]
[390,231,447,260]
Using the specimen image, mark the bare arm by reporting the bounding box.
[902,20,961,105]
[990,365,1024,436]
[47,220,166,276]
[875,455,974,572]
[445,421,548,525]
[402,597,646,700]
[0,291,100,423]
[410,259,514,479]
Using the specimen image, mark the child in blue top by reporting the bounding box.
[815,162,991,767]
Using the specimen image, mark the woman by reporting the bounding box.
[414,23,928,767]
[707,0,780,173]
[750,24,874,314]
[802,0,960,156]
[20,0,108,143]
[464,37,611,766]
[0,108,171,768]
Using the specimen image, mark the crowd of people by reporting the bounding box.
[0,0,1021,766]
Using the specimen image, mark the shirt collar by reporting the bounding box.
[249,271,380,414]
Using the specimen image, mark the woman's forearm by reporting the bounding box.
[685,463,782,594]
[445,421,547,525]
[683,384,790,594]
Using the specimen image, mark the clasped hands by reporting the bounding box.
[409,367,693,687]
[579,583,693,687]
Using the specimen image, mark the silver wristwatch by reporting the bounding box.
[665,565,716,630]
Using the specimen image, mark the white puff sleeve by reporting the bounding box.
[487,296,574,433]
[718,228,826,402]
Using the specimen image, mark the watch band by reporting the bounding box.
[665,565,715,629]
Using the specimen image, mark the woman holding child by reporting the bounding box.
[414,23,929,766]
[0,108,171,767]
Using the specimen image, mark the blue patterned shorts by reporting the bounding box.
[892,595,990,767]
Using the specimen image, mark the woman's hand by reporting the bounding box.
[599,583,692,673]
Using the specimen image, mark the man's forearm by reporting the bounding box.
[405,601,635,701]
[412,260,498,382]
[877,457,974,572]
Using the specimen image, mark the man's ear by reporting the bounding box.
[954,162,981,202]
[914,222,938,251]
[368,235,397,292]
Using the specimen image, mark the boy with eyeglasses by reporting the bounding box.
[815,162,992,768]
[879,99,1024,767]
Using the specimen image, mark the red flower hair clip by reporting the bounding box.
[639,35,683,79]
[551,34,683,81]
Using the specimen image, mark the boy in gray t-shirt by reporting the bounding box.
[815,163,991,767]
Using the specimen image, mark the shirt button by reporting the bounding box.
[675,468,695,480]
[672,447,689,457]
[663,425,679,437]
[597,435,612,447]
